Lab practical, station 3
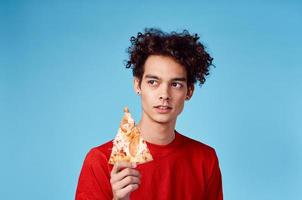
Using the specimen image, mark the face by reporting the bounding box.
[134,55,194,125]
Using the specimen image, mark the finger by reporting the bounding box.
[111,162,136,176]
[115,184,139,198]
[111,168,140,184]
[114,175,140,190]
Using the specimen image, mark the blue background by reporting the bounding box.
[1,1,301,199]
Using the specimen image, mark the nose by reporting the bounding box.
[159,84,171,101]
[159,96,170,100]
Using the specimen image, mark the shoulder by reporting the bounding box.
[84,140,113,165]
[178,132,218,161]
[177,132,222,183]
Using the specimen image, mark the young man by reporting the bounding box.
[76,28,223,200]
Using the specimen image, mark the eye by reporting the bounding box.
[147,80,158,86]
[171,82,183,88]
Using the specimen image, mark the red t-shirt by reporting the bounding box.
[75,131,223,200]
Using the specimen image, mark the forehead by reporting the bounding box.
[143,55,187,79]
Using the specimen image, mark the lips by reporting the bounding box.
[154,105,172,109]
[153,105,172,114]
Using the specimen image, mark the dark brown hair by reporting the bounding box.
[125,28,214,87]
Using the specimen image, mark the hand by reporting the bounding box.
[110,162,140,200]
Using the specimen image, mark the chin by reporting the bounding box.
[143,108,178,124]
[151,115,175,124]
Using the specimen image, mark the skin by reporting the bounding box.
[111,55,194,200]
[110,162,140,200]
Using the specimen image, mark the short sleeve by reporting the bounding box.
[75,148,113,200]
[206,149,223,200]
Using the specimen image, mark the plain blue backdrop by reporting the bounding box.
[1,1,301,199]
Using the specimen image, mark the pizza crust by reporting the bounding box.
[109,107,153,165]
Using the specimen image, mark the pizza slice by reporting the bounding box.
[108,107,153,165]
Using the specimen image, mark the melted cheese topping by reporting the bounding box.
[109,108,153,164]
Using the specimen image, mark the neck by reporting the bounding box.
[137,117,176,145]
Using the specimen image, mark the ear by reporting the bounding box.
[185,85,194,100]
[133,77,141,94]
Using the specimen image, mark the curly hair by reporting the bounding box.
[125,28,214,88]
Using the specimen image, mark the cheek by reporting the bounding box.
[173,91,187,101]
[174,93,187,110]
[141,92,155,105]
[176,100,185,110]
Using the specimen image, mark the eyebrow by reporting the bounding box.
[144,74,187,82]
[145,75,159,80]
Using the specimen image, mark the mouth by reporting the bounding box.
[154,105,172,114]
[153,105,172,110]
